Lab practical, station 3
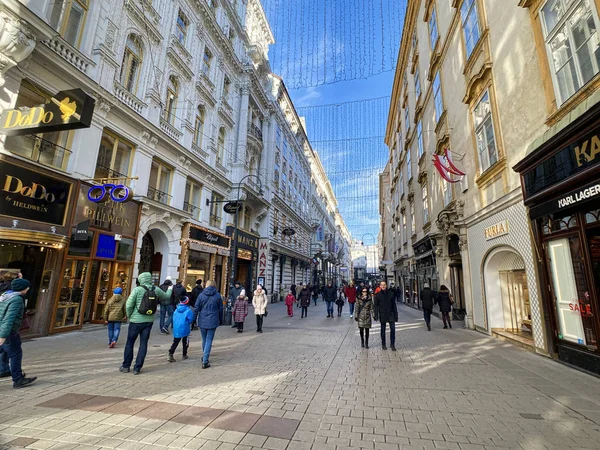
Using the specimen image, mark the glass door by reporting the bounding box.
[91,261,112,322]
[55,259,88,329]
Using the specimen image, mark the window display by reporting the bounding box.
[56,259,87,328]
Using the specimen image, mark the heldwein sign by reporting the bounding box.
[0,89,95,137]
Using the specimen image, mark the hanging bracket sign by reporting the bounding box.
[87,184,133,203]
[223,201,242,214]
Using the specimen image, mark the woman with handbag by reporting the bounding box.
[435,285,454,329]
[355,287,373,349]
[252,285,268,333]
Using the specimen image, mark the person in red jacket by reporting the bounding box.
[284,290,296,317]
[344,282,357,318]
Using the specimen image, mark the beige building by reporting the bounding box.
[384,0,600,364]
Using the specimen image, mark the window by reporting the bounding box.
[276,126,282,149]
[429,7,439,50]
[422,185,429,224]
[540,0,600,105]
[417,121,424,158]
[407,147,412,180]
[433,71,443,122]
[443,177,452,206]
[402,213,407,243]
[176,9,188,45]
[412,30,418,53]
[399,170,404,196]
[47,0,88,48]
[120,35,143,94]
[461,0,481,57]
[164,76,178,125]
[194,107,205,148]
[148,159,173,205]
[5,80,72,170]
[243,206,252,230]
[203,47,213,75]
[415,68,421,100]
[223,76,231,103]
[184,179,202,220]
[95,131,134,180]
[209,192,223,228]
[410,203,416,236]
[473,90,498,172]
[405,107,410,134]
[217,127,226,164]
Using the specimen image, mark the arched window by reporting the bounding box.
[164,76,178,125]
[47,0,89,48]
[217,127,226,164]
[194,106,205,148]
[120,35,143,94]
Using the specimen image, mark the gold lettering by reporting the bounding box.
[3,110,20,128]
[590,135,600,163]
[575,140,589,167]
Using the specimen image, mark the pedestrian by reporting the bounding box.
[103,287,127,348]
[158,277,174,334]
[291,284,297,298]
[190,279,203,330]
[436,285,454,329]
[311,285,319,306]
[229,281,244,328]
[232,290,248,333]
[285,290,296,317]
[420,283,435,331]
[298,285,311,318]
[323,281,337,318]
[0,278,36,388]
[374,281,398,351]
[335,289,345,317]
[355,286,373,349]
[168,296,194,362]
[194,280,223,369]
[252,285,267,333]
[120,272,172,375]
[345,281,357,318]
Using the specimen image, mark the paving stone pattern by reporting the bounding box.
[1,301,600,450]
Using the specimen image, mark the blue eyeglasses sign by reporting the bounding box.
[87,184,133,203]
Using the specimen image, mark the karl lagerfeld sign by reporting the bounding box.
[529,181,600,219]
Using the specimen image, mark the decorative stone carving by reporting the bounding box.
[0,11,36,86]
[149,136,159,148]
[96,97,113,117]
[140,129,152,144]
[458,234,468,251]
[105,21,117,51]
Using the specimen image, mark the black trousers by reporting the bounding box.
[169,336,189,356]
[301,306,308,317]
[337,304,343,315]
[423,308,432,327]
[236,321,244,331]
[359,328,369,345]
[256,314,263,331]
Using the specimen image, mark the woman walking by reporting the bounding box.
[232,289,248,332]
[335,289,345,317]
[355,287,373,348]
[252,285,268,333]
[298,285,311,318]
[436,285,454,329]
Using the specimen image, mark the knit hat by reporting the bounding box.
[11,278,30,292]
[113,287,123,295]
[180,297,189,305]
[239,289,246,297]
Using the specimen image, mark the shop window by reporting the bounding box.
[68,231,95,258]
[96,234,117,259]
[217,127,226,164]
[95,131,134,181]
[461,0,481,58]
[429,6,439,50]
[117,238,135,261]
[5,80,72,171]
[540,0,600,105]
[148,158,173,205]
[164,76,179,125]
[175,9,188,45]
[184,179,202,220]
[433,71,443,122]
[120,35,143,95]
[210,192,223,228]
[47,0,88,48]
[546,236,597,349]
[56,259,88,328]
[473,90,498,172]
[542,212,578,234]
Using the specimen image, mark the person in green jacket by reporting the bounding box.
[0,278,37,388]
[120,272,172,375]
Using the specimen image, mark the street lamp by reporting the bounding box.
[360,233,377,279]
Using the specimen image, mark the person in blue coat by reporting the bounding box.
[168,297,194,362]
[194,280,223,369]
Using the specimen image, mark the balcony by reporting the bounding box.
[114,82,147,114]
[7,135,72,171]
[183,201,200,218]
[191,143,209,160]
[147,187,172,205]
[94,164,128,183]
[42,37,92,74]
[160,116,183,142]
[248,123,263,142]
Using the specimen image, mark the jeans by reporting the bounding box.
[380,322,396,346]
[301,306,308,317]
[169,336,189,356]
[349,302,355,316]
[313,297,318,306]
[0,332,23,384]
[256,314,264,331]
[160,304,175,330]
[122,322,153,371]
[326,301,334,316]
[200,328,216,364]
[107,321,122,344]
[423,309,432,327]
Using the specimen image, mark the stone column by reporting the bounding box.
[459,233,475,329]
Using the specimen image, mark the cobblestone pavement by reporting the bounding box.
[1,301,600,450]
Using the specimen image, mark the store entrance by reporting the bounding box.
[83,261,133,323]
[236,259,251,293]
[498,270,532,339]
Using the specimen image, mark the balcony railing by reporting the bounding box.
[42,37,91,73]
[247,123,263,141]
[94,164,128,183]
[147,187,172,205]
[160,115,183,142]
[114,81,146,114]
[183,202,200,216]
[209,214,222,228]
[9,135,72,171]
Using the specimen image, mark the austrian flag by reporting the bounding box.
[433,148,466,183]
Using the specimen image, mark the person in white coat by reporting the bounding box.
[252,285,268,333]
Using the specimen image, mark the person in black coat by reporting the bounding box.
[436,285,453,329]
[420,283,436,331]
[323,282,337,318]
[374,281,398,351]
[190,280,203,330]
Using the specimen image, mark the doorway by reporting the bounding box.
[498,270,532,338]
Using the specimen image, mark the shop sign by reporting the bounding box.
[225,226,258,249]
[189,226,229,248]
[529,180,600,218]
[484,220,509,240]
[0,89,95,137]
[74,220,89,241]
[0,160,72,226]
[223,201,242,214]
[87,184,133,203]
[258,239,269,280]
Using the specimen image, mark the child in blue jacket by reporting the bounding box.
[168,297,194,362]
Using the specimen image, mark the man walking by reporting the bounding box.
[190,279,203,330]
[323,281,337,318]
[121,272,172,375]
[420,283,435,331]
[195,280,223,369]
[374,281,398,351]
[0,278,36,388]
[159,277,174,334]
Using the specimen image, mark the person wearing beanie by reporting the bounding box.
[232,289,248,333]
[0,278,36,388]
[168,297,194,362]
[103,287,127,348]
[158,278,175,335]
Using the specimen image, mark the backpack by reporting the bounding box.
[138,286,158,315]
